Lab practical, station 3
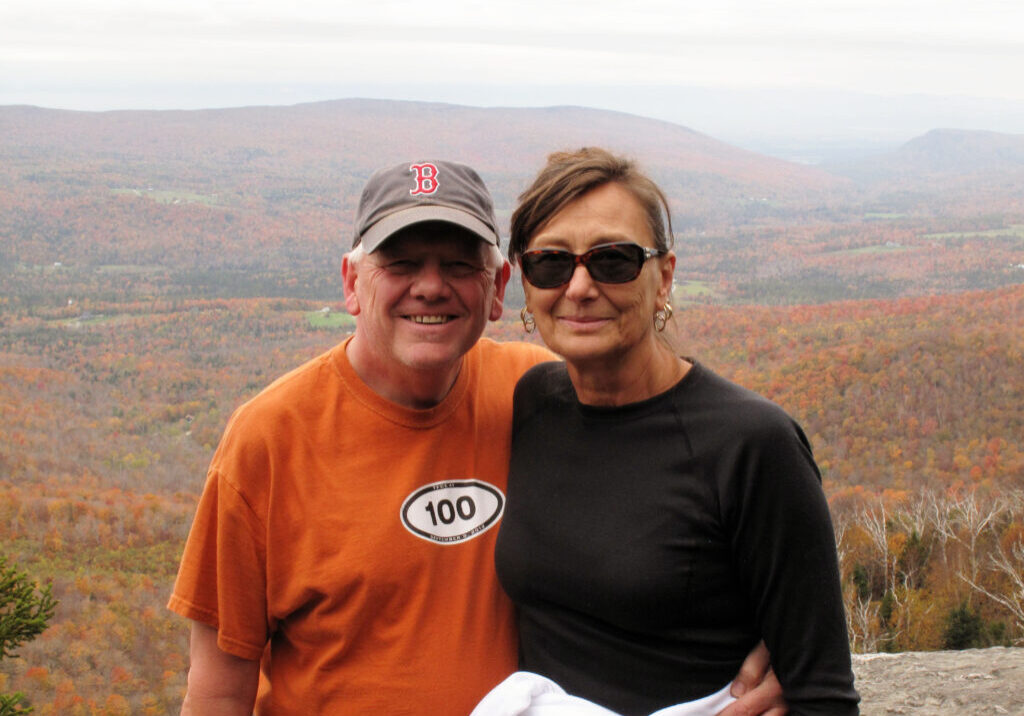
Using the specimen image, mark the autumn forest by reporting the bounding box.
[1,100,1022,714]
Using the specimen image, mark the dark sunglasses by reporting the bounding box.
[519,242,667,288]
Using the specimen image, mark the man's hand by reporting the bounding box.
[180,621,260,716]
[718,640,788,716]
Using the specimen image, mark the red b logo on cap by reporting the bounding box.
[410,163,439,195]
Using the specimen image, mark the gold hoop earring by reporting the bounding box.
[654,302,673,332]
[520,306,536,334]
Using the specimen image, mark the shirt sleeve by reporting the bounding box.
[721,414,860,715]
[168,459,270,661]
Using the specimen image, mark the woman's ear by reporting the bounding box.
[658,251,676,304]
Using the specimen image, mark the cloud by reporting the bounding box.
[2,0,1023,109]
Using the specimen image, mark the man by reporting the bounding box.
[169,160,786,715]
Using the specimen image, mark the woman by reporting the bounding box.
[493,148,859,715]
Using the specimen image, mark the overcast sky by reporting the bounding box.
[3,0,1023,153]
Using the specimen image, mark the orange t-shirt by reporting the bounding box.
[168,337,553,715]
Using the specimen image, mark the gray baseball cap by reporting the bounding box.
[353,160,500,252]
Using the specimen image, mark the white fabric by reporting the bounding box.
[648,684,736,716]
[470,672,736,716]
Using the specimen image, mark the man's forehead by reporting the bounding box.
[374,222,489,257]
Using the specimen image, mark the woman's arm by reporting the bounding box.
[725,418,859,715]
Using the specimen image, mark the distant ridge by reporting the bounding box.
[0,97,846,216]
[829,128,1024,182]
[890,128,1024,173]
[3,98,1022,276]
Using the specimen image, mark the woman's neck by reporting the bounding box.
[567,340,691,407]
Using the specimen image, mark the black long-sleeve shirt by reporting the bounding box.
[495,361,859,716]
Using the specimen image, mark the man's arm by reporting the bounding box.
[180,621,260,716]
[720,640,788,716]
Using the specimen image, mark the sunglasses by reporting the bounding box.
[519,242,667,288]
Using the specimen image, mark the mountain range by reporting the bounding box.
[3,98,1022,218]
[2,98,1021,305]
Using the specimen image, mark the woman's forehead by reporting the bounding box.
[529,184,653,249]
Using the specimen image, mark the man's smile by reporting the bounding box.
[407,314,455,324]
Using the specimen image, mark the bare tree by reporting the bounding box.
[845,586,882,654]
[894,491,932,538]
[859,499,897,595]
[933,489,1005,596]
[961,538,1024,644]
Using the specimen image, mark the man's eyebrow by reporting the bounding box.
[375,247,412,260]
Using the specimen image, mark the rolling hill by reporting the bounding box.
[0,98,845,237]
[1,99,1021,306]
[1,98,1022,712]
[827,128,1024,212]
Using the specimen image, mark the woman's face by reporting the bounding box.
[522,182,675,369]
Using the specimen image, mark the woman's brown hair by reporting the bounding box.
[508,147,674,263]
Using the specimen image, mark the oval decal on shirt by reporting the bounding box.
[400,480,505,544]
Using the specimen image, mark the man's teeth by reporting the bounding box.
[410,315,450,324]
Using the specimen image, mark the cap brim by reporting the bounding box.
[359,206,499,253]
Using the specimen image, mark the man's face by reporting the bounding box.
[343,222,508,378]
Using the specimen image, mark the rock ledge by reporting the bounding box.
[852,647,1023,715]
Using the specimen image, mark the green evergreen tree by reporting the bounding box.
[942,601,984,650]
[851,563,871,601]
[0,555,57,716]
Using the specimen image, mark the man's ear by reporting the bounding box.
[341,253,361,316]
[489,259,512,321]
